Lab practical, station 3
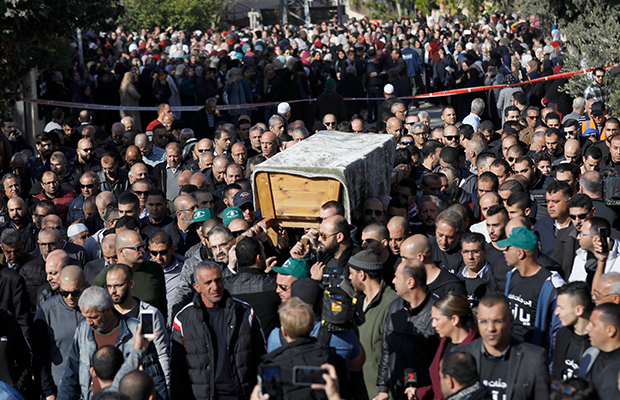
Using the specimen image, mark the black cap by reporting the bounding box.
[291,278,324,307]
[592,101,606,115]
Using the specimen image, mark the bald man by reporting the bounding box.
[261,131,278,159]
[36,215,89,267]
[205,155,230,192]
[19,231,63,309]
[128,163,148,185]
[189,173,206,189]
[177,170,193,188]
[561,139,581,164]
[93,230,168,320]
[5,196,30,232]
[387,216,410,256]
[35,171,76,223]
[125,145,143,170]
[198,152,215,173]
[33,265,86,397]
[135,133,166,167]
[162,194,200,256]
[74,139,100,178]
[231,142,247,169]
[385,117,403,142]
[83,191,115,235]
[193,139,214,161]
[84,233,117,285]
[400,234,466,297]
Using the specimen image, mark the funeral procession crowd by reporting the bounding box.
[0,7,618,400]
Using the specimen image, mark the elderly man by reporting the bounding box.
[152,142,189,199]
[20,228,64,308]
[56,286,167,400]
[230,142,247,170]
[35,171,76,223]
[68,223,89,247]
[93,230,167,320]
[261,131,278,159]
[68,171,100,224]
[204,155,229,193]
[135,133,165,167]
[124,145,143,170]
[33,265,87,399]
[128,162,148,186]
[84,233,116,286]
[0,227,36,272]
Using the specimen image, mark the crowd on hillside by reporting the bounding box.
[0,8,616,400]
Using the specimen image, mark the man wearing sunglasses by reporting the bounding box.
[93,230,168,321]
[67,171,100,224]
[32,265,86,399]
[583,67,608,104]
[149,231,183,320]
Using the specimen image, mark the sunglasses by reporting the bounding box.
[278,284,290,291]
[551,381,577,397]
[569,213,588,220]
[81,184,96,189]
[134,190,148,196]
[507,157,516,163]
[60,289,82,298]
[122,242,147,252]
[150,250,170,256]
[364,209,384,217]
[443,136,458,141]
[400,141,413,146]
[324,122,337,126]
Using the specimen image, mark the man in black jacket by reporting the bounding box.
[152,142,191,200]
[439,352,492,400]
[458,293,550,400]
[259,297,349,400]
[376,259,439,400]
[224,237,280,336]
[171,261,266,400]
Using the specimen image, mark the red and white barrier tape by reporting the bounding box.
[20,65,605,111]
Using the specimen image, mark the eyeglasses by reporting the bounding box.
[81,184,96,189]
[210,239,233,251]
[60,289,83,298]
[551,381,577,397]
[477,318,505,325]
[180,206,198,213]
[150,249,170,257]
[319,232,337,240]
[364,209,384,217]
[106,281,130,290]
[121,242,146,252]
[578,232,598,237]
[443,136,458,141]
[593,290,613,301]
[569,213,589,220]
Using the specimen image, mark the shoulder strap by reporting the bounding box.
[316,323,332,346]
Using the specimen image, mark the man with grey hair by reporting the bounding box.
[248,124,264,156]
[410,121,427,149]
[463,98,485,131]
[591,272,620,306]
[417,195,445,236]
[171,261,266,400]
[269,114,290,140]
[390,101,407,122]
[430,209,464,273]
[292,127,309,143]
[198,151,214,173]
[0,227,36,271]
[438,166,470,205]
[57,286,167,400]
[562,96,586,123]
[415,110,429,127]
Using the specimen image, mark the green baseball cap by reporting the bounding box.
[496,227,539,250]
[222,207,244,226]
[271,257,312,279]
[190,209,216,228]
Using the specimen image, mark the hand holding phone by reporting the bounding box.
[140,311,155,339]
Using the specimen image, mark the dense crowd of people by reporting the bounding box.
[0,8,618,400]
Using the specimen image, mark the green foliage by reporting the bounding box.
[0,0,121,115]
[119,0,231,32]
[518,0,620,111]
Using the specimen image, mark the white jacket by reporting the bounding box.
[569,238,620,282]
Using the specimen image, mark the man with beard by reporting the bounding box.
[57,286,167,400]
[387,216,410,257]
[67,171,100,224]
[534,181,572,258]
[105,263,170,386]
[429,210,464,274]
[162,194,199,256]
[28,132,54,182]
[361,223,400,285]
[93,230,167,320]
[417,195,445,236]
[35,171,76,223]
[141,189,173,238]
[438,166,470,205]
[0,197,37,253]
[50,151,78,192]
[32,266,86,399]
[71,139,101,183]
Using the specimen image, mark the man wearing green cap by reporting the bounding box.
[271,257,311,302]
[499,226,565,352]
[222,206,244,226]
